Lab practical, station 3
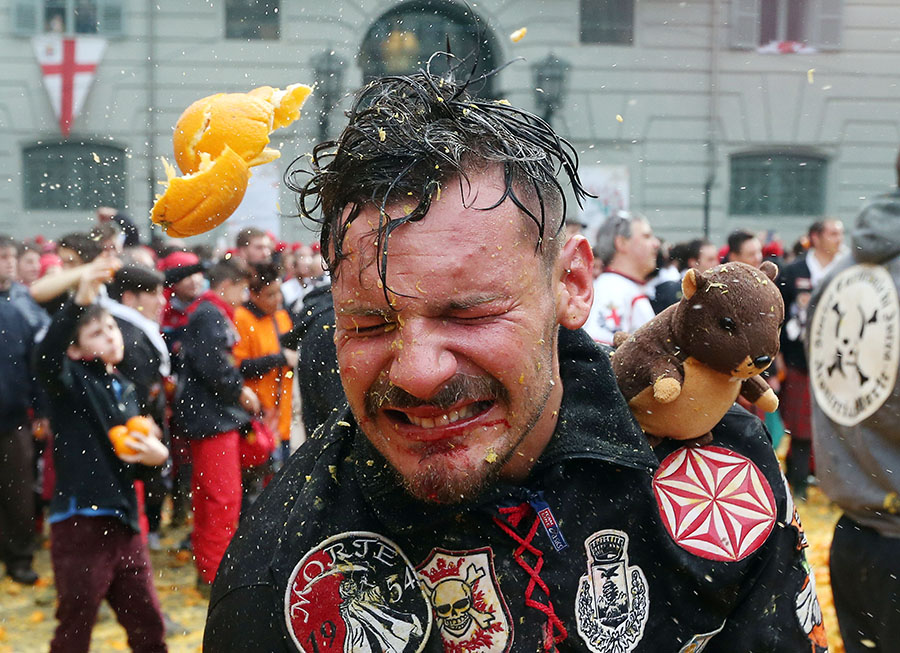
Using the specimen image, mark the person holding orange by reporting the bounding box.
[34,262,168,653]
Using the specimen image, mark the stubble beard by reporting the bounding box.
[394,330,558,505]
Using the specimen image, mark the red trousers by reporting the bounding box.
[190,430,241,584]
[49,516,166,653]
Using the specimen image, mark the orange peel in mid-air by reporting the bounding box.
[151,82,312,237]
[151,147,251,238]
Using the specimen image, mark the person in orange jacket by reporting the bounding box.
[233,263,297,478]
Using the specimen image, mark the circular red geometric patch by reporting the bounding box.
[653,446,776,562]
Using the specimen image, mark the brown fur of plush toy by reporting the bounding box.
[611,261,784,444]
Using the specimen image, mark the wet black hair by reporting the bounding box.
[287,53,589,298]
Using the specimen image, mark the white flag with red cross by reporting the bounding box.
[32,35,107,138]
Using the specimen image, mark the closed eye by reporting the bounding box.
[354,322,395,334]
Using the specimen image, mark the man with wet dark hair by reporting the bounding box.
[206,62,826,653]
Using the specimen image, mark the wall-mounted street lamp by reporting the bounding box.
[311,50,345,141]
[532,53,569,124]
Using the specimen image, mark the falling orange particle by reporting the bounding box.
[510,27,527,43]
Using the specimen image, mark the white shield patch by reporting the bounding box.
[575,530,649,653]
[809,263,900,426]
[417,547,513,653]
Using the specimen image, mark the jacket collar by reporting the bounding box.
[189,289,236,323]
[351,326,657,532]
[244,300,267,319]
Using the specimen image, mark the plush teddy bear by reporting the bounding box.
[611,261,783,443]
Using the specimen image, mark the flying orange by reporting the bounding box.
[152,83,312,237]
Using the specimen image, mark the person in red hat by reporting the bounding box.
[158,251,205,335]
[158,250,207,526]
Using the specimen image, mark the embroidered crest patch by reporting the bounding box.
[575,530,649,653]
[284,531,432,652]
[654,446,777,561]
[417,547,512,653]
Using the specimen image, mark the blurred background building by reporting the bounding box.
[0,0,898,246]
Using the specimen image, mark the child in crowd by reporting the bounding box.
[105,265,171,549]
[35,261,169,653]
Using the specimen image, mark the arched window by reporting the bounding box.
[729,152,827,216]
[23,141,126,210]
[359,0,498,97]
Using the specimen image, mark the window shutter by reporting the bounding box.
[13,0,38,36]
[813,0,843,51]
[729,0,761,49]
[98,0,124,37]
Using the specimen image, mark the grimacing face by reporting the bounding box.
[332,168,592,504]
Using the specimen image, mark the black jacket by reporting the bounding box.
[206,328,826,653]
[283,282,344,435]
[173,298,249,438]
[778,257,813,371]
[115,318,166,428]
[0,291,38,426]
[34,300,143,531]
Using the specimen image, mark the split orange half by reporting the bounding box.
[173,84,313,175]
[156,82,311,237]
[150,146,250,238]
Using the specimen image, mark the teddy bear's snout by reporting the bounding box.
[753,355,772,368]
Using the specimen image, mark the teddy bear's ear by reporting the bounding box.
[682,268,700,299]
[760,260,779,282]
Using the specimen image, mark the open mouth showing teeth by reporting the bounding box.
[386,400,493,428]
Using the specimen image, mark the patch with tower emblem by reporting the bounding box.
[575,530,649,653]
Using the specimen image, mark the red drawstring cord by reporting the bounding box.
[494,503,568,652]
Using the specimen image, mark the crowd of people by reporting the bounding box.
[1,64,898,653]
[0,216,330,649]
[579,212,847,503]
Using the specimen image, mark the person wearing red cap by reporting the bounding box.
[159,251,205,335]
[158,250,207,526]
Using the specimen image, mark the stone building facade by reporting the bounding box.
[1,0,898,248]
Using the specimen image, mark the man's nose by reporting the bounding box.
[388,320,457,400]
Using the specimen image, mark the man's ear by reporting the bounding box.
[555,234,594,330]
[66,343,81,361]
